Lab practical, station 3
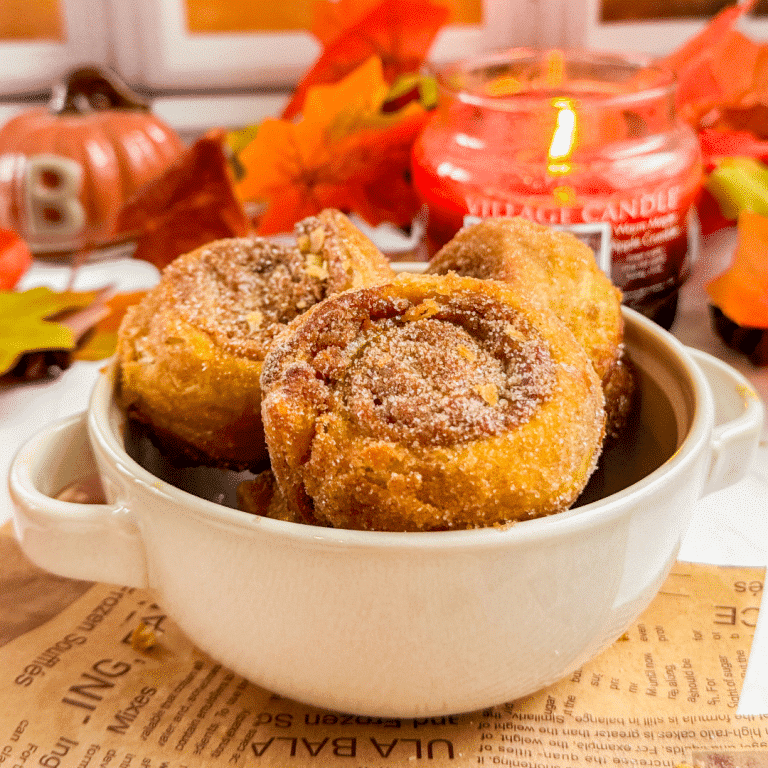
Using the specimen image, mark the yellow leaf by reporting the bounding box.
[0,287,98,375]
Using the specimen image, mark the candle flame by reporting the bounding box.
[547,98,577,175]
[553,185,576,204]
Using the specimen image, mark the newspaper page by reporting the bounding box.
[0,524,765,768]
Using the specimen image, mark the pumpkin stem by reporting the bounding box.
[50,66,150,115]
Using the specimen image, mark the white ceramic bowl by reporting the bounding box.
[9,308,764,718]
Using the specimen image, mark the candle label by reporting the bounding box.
[462,181,699,307]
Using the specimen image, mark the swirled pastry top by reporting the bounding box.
[261,272,606,531]
[317,286,556,447]
[132,210,395,362]
[427,216,623,383]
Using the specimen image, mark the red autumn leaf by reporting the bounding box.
[281,0,449,119]
[662,0,755,77]
[116,129,251,270]
[0,229,32,290]
[696,187,734,236]
[660,1,768,131]
[311,0,381,46]
[699,127,768,169]
[706,209,768,328]
[713,102,768,139]
[343,111,430,225]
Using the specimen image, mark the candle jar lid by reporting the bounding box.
[412,48,703,329]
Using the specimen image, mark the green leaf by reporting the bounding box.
[706,157,768,220]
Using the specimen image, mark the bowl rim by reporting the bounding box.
[89,307,714,551]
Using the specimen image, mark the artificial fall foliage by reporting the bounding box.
[229,0,447,234]
[281,0,449,120]
[0,287,101,377]
[661,0,762,132]
[235,56,430,234]
[663,1,768,234]
[706,210,768,329]
[0,285,146,380]
[0,229,32,290]
[116,130,251,270]
[705,156,768,220]
[659,0,768,355]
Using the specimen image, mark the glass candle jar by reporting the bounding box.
[411,49,703,329]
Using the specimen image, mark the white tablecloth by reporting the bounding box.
[1,232,767,712]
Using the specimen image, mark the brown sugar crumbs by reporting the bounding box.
[337,298,557,446]
[164,238,331,358]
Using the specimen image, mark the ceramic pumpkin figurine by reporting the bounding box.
[0,66,185,254]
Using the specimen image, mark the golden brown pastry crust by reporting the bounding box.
[426,217,623,384]
[117,210,395,470]
[260,272,606,532]
[237,470,297,522]
[295,208,394,291]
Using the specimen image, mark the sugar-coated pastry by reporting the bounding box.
[260,272,605,532]
[237,470,297,523]
[426,216,634,437]
[116,210,395,470]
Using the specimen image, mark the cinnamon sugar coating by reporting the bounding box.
[116,210,395,470]
[427,216,635,439]
[427,217,623,383]
[260,272,606,531]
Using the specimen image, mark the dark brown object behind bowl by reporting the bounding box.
[710,304,768,366]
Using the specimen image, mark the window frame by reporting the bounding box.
[106,0,525,92]
[0,0,109,95]
[572,0,768,57]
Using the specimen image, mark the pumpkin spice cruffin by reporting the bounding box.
[115,209,395,471]
[259,272,606,532]
[426,217,637,441]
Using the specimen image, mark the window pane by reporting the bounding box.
[184,0,482,34]
[0,0,63,40]
[185,0,313,32]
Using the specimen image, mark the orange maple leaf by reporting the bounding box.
[281,0,449,119]
[236,56,427,234]
[660,0,768,130]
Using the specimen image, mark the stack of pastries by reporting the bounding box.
[116,211,637,532]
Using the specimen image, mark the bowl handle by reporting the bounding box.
[688,349,765,496]
[8,412,148,587]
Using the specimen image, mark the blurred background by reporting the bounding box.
[2,0,768,142]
